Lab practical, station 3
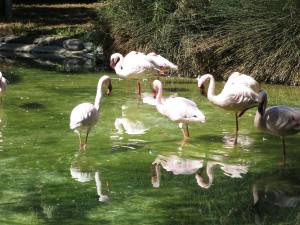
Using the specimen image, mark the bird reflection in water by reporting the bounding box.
[152,154,248,189]
[114,105,148,135]
[111,104,148,151]
[252,177,300,225]
[70,151,109,202]
[222,132,254,149]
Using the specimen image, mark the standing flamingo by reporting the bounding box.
[152,79,205,141]
[110,51,177,96]
[70,75,112,150]
[197,72,259,143]
[0,72,8,103]
[254,90,300,160]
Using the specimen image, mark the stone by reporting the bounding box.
[62,39,84,51]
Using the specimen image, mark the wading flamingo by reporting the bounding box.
[0,72,8,103]
[152,79,205,141]
[197,72,259,143]
[70,75,112,150]
[254,90,300,161]
[110,51,177,96]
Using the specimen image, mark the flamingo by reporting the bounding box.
[254,90,300,160]
[110,51,177,96]
[70,75,112,150]
[152,79,205,140]
[0,72,8,103]
[197,72,259,143]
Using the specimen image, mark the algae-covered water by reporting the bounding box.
[0,65,299,225]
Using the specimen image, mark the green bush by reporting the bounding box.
[102,0,300,85]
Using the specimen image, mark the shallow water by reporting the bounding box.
[0,65,300,225]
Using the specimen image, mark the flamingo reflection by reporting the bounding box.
[252,176,300,225]
[114,105,148,135]
[152,154,248,189]
[70,152,109,202]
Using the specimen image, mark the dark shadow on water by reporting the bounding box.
[20,102,45,110]
[2,72,22,84]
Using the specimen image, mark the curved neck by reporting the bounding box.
[94,77,107,111]
[195,162,215,189]
[155,84,164,106]
[254,100,267,130]
[202,74,218,102]
[114,54,126,76]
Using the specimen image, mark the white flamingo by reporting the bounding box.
[152,79,205,140]
[70,75,112,150]
[254,90,300,160]
[197,72,259,143]
[0,72,8,103]
[110,51,177,96]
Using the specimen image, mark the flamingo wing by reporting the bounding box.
[70,103,99,129]
[122,52,157,74]
[265,106,300,136]
[162,97,205,122]
[147,52,178,69]
[225,72,260,92]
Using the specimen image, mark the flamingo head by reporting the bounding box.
[152,80,162,92]
[196,75,207,97]
[257,90,267,115]
[110,53,121,69]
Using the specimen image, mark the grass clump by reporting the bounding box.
[103,0,300,85]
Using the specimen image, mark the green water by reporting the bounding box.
[0,66,300,225]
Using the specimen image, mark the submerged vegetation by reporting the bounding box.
[104,0,300,85]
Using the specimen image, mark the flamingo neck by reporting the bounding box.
[196,162,215,189]
[114,54,127,76]
[203,74,220,104]
[94,78,106,111]
[254,102,266,130]
[155,84,164,106]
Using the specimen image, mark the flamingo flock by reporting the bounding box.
[2,48,299,162]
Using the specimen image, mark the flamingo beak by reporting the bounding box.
[107,81,112,95]
[199,84,207,97]
[151,88,157,99]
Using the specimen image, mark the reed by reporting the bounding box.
[103,0,300,85]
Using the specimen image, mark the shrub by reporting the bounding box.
[102,0,300,85]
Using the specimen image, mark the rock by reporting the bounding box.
[83,42,94,52]
[63,39,84,51]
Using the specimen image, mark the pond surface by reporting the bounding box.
[0,65,300,225]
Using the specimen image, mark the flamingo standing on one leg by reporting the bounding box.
[70,75,112,150]
[110,51,177,96]
[197,72,259,144]
[254,90,300,161]
[0,72,8,104]
[152,79,205,141]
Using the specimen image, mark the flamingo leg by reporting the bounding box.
[84,128,91,150]
[75,130,83,150]
[136,80,141,97]
[234,113,239,145]
[179,123,189,141]
[151,163,161,188]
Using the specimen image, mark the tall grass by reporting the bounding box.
[102,0,300,85]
